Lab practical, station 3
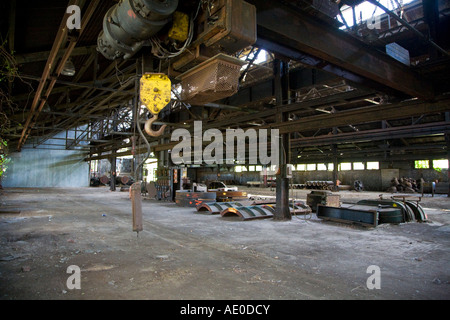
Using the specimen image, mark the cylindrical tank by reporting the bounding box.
[97,0,178,60]
[99,175,110,185]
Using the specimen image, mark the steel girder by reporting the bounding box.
[251,0,435,100]
[270,98,450,135]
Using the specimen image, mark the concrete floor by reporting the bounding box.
[0,186,449,300]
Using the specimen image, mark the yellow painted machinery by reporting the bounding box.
[140,73,172,137]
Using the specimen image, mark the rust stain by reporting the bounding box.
[128,10,136,19]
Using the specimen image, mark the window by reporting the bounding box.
[255,165,263,172]
[144,158,158,182]
[306,164,316,171]
[296,164,306,171]
[414,160,429,169]
[339,163,352,171]
[317,163,327,171]
[240,49,269,70]
[338,0,415,30]
[328,163,334,171]
[366,161,379,170]
[433,159,449,170]
[353,162,365,170]
[248,166,255,172]
[90,160,98,173]
[235,166,243,173]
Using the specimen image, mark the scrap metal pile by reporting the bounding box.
[386,177,423,193]
[317,195,428,227]
[196,199,312,221]
[174,190,248,207]
[175,191,313,221]
[172,189,428,226]
[304,181,335,190]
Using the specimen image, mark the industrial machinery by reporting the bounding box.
[140,73,172,137]
[97,0,179,60]
[96,0,257,214]
[317,196,428,228]
[306,190,341,212]
[96,0,257,137]
[154,167,179,201]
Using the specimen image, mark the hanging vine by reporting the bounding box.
[0,37,35,138]
[0,38,18,137]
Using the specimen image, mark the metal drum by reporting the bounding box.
[97,0,178,60]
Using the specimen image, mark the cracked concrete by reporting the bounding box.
[0,187,449,300]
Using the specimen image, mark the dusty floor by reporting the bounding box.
[0,186,449,300]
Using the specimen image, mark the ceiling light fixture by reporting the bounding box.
[61,59,76,76]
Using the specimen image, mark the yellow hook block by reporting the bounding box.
[140,73,171,115]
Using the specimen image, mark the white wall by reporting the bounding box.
[2,132,89,188]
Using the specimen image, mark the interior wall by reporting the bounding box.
[194,160,448,192]
[2,134,89,188]
[195,167,381,190]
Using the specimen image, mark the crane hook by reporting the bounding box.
[144,114,167,137]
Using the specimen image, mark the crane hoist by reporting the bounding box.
[97,0,256,137]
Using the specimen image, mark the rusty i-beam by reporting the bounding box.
[16,0,75,151]
[17,0,100,151]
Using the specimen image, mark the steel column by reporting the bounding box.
[273,59,291,221]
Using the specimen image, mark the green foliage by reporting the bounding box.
[0,37,20,138]
[0,139,10,178]
[0,38,18,83]
[414,160,429,169]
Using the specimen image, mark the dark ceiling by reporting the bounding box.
[1,0,449,164]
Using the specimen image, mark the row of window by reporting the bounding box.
[235,165,263,172]
[235,162,380,173]
[234,160,449,173]
[414,160,449,170]
[295,162,380,171]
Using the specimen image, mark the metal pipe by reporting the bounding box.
[366,0,449,57]
[97,0,178,60]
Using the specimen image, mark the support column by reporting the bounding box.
[332,148,338,191]
[331,126,338,191]
[274,58,291,221]
[446,132,450,198]
[446,113,450,198]
[110,154,116,191]
[422,0,440,58]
